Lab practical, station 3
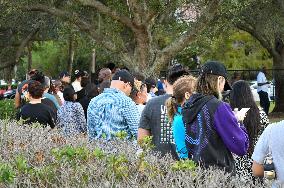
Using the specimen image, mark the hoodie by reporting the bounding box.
[182,93,249,173]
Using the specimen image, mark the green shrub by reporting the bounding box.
[11,85,18,90]
[0,85,8,90]
[0,100,16,119]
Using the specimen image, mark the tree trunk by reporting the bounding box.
[272,55,284,112]
[4,66,13,83]
[27,42,33,72]
[90,49,96,83]
[67,34,74,74]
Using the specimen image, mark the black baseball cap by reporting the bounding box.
[112,70,134,87]
[59,71,70,79]
[200,61,232,91]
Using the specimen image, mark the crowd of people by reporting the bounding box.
[14,62,283,187]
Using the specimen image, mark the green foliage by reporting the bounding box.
[115,130,128,140]
[0,163,15,184]
[172,159,196,171]
[92,148,105,159]
[0,85,8,90]
[14,155,29,174]
[0,100,16,120]
[51,146,90,163]
[201,30,272,69]
[106,154,129,179]
[138,136,154,151]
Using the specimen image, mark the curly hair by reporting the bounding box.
[166,75,197,123]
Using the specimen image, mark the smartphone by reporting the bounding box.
[239,108,250,115]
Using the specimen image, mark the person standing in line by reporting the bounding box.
[59,71,71,88]
[252,120,284,188]
[58,71,71,104]
[79,83,99,119]
[166,75,197,159]
[138,64,189,159]
[15,69,44,108]
[43,76,60,109]
[257,66,270,115]
[130,80,148,117]
[145,77,157,101]
[72,70,84,92]
[98,68,112,94]
[17,81,56,128]
[182,61,249,173]
[87,70,139,140]
[57,87,86,135]
[230,80,269,181]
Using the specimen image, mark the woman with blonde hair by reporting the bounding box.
[166,75,197,159]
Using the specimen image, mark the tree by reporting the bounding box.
[0,1,62,80]
[16,0,222,76]
[227,0,284,112]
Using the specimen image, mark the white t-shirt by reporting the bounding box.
[252,121,284,187]
[257,71,269,93]
[72,80,82,92]
[57,91,65,104]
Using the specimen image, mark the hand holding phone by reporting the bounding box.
[234,108,250,122]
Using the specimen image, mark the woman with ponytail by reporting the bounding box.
[166,75,197,159]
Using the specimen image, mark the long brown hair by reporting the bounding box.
[196,73,221,99]
[166,75,196,123]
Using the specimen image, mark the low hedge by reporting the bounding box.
[0,100,17,120]
[0,120,272,187]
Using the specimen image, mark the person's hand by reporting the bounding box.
[233,108,249,122]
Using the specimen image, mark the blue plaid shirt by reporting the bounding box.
[87,88,139,140]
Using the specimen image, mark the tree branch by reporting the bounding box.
[76,0,137,30]
[235,22,277,58]
[159,0,221,62]
[127,0,146,19]
[0,28,39,70]
[25,4,119,52]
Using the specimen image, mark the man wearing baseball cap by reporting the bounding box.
[87,69,139,140]
[182,61,249,173]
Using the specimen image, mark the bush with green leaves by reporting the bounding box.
[0,100,16,120]
[0,120,272,187]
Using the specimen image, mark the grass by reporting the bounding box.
[255,101,284,123]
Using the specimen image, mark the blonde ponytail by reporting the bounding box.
[166,96,178,123]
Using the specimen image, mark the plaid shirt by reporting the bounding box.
[87,88,139,140]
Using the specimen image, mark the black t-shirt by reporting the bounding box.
[76,88,86,102]
[42,98,57,114]
[79,96,91,119]
[139,94,178,159]
[17,103,56,128]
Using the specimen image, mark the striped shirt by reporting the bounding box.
[87,88,139,140]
